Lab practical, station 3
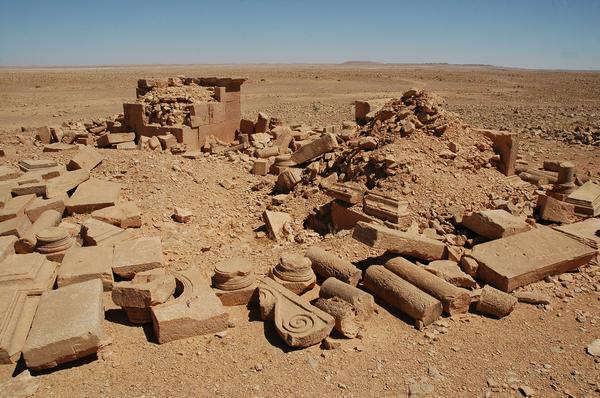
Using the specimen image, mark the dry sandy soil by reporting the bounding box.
[0,65,599,397]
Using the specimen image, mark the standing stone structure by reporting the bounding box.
[122,77,246,151]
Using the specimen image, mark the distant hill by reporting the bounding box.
[342,61,385,65]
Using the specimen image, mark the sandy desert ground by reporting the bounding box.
[0,65,599,397]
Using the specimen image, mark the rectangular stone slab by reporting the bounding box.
[66,178,121,214]
[0,194,36,222]
[112,236,164,278]
[353,221,447,261]
[0,236,16,261]
[25,195,66,222]
[472,226,597,292]
[57,246,114,291]
[22,279,105,370]
[0,166,21,182]
[45,169,89,198]
[0,215,32,238]
[0,290,40,364]
[81,218,133,246]
[66,148,104,171]
[0,253,58,295]
[554,218,600,250]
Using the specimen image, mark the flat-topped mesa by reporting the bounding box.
[270,254,316,295]
[123,77,247,152]
[212,257,258,306]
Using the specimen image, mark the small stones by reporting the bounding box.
[173,207,193,223]
[587,339,600,357]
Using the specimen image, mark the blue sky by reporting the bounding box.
[1,0,599,69]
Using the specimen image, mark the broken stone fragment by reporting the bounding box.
[0,236,16,262]
[254,112,270,134]
[151,269,229,344]
[513,291,551,305]
[258,277,334,347]
[286,133,338,166]
[474,285,517,318]
[353,221,447,261]
[276,168,302,193]
[24,195,66,223]
[112,268,175,310]
[425,260,477,289]
[461,209,531,240]
[262,210,292,241]
[172,207,193,223]
[91,201,141,228]
[0,194,36,223]
[22,279,105,370]
[112,236,165,279]
[80,218,134,246]
[319,277,374,320]
[313,297,361,338]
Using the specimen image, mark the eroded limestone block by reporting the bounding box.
[462,209,530,240]
[81,218,133,246]
[258,277,334,347]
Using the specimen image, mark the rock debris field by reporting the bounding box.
[0,65,599,397]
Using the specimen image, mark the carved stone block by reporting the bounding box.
[258,277,334,347]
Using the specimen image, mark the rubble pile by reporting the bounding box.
[136,77,216,126]
[526,126,600,146]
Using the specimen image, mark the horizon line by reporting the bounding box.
[0,62,599,73]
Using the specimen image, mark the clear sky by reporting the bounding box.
[1,0,599,70]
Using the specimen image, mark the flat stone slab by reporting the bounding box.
[42,143,78,152]
[0,290,40,364]
[0,166,22,182]
[45,169,89,198]
[0,236,16,262]
[25,195,66,222]
[57,246,114,291]
[112,236,164,278]
[67,147,104,171]
[462,209,530,239]
[66,178,121,214]
[353,221,447,261]
[472,226,597,292]
[0,195,36,222]
[565,181,600,216]
[0,253,58,295]
[18,159,58,172]
[91,201,141,228]
[22,279,105,370]
[81,218,133,246]
[151,269,229,344]
[0,215,32,238]
[554,218,600,249]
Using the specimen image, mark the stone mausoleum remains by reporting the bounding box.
[122,77,246,151]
